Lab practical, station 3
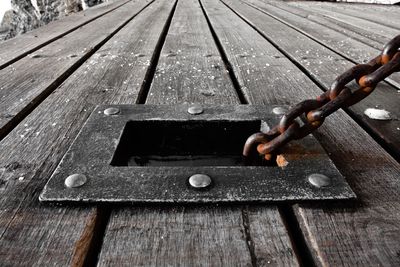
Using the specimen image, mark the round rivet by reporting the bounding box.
[104,107,120,116]
[308,173,331,188]
[272,106,288,115]
[189,174,212,188]
[188,104,203,115]
[65,174,87,188]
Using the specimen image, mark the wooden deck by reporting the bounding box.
[0,0,399,266]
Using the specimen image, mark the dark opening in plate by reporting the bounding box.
[111,120,268,167]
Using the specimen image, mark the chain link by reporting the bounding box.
[243,34,400,160]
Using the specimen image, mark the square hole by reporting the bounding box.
[111,120,267,166]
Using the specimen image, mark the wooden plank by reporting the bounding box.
[290,0,399,40]
[255,0,392,50]
[0,0,153,140]
[288,3,388,49]
[146,2,239,104]
[0,0,131,69]
[334,1,400,17]
[258,0,386,50]
[233,0,400,161]
[100,206,255,266]
[201,0,329,105]
[335,0,399,4]
[270,0,400,95]
[246,0,400,96]
[223,0,400,265]
[97,0,297,265]
[0,0,173,265]
[295,1,400,31]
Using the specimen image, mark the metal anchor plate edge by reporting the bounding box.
[39,105,356,203]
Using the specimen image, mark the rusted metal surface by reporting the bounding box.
[39,105,355,203]
[244,34,400,160]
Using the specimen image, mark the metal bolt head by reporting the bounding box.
[308,173,331,188]
[187,104,204,115]
[104,107,120,116]
[65,174,87,188]
[272,106,288,115]
[189,174,212,188]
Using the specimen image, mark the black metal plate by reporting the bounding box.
[40,105,356,203]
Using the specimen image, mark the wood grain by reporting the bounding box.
[146,0,238,104]
[97,0,296,265]
[291,0,399,39]
[0,0,171,265]
[250,0,400,87]
[292,0,400,31]
[0,0,131,69]
[266,0,388,50]
[223,0,400,265]
[0,0,152,139]
[100,206,255,266]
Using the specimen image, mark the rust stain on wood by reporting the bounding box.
[71,209,98,267]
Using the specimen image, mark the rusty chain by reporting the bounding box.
[243,34,400,161]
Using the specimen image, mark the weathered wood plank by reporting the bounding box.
[0,0,131,69]
[290,0,399,39]
[223,0,400,265]
[100,206,256,266]
[146,0,239,104]
[293,0,400,31]
[286,3,389,50]
[231,0,400,161]
[255,0,393,51]
[201,0,324,105]
[334,1,400,19]
[98,0,296,265]
[258,0,386,50]
[0,0,153,140]
[246,0,400,99]
[335,0,399,4]
[0,0,172,265]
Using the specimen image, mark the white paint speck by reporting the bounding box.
[364,108,391,120]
